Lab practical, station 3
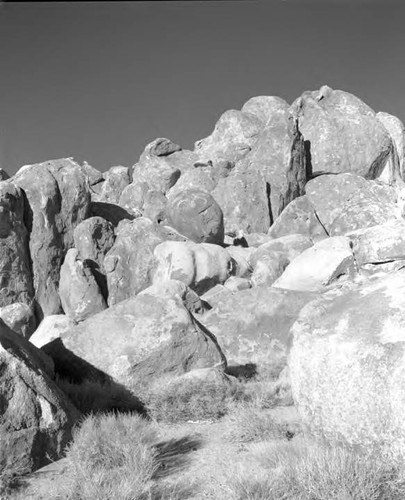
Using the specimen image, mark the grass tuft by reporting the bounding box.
[226,439,405,500]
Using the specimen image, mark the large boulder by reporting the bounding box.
[73,216,115,270]
[201,287,316,377]
[0,181,34,308]
[250,234,313,268]
[305,173,399,236]
[273,236,356,292]
[165,188,224,244]
[0,303,36,339]
[241,96,289,125]
[45,289,226,397]
[289,270,405,462]
[59,249,107,322]
[104,217,187,306]
[0,321,79,473]
[290,85,396,180]
[13,159,90,318]
[153,241,232,295]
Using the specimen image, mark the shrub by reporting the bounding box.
[146,376,241,423]
[56,378,144,415]
[227,439,405,500]
[59,413,160,500]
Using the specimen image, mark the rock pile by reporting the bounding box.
[2,85,405,471]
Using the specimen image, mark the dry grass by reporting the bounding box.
[226,439,405,500]
[146,377,242,423]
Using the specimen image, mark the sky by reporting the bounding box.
[1,0,405,174]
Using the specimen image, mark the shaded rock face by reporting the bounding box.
[0,303,36,339]
[153,241,232,295]
[273,236,356,292]
[49,292,225,397]
[104,217,187,306]
[201,287,316,377]
[165,188,224,244]
[59,248,107,322]
[289,271,405,462]
[13,159,90,319]
[0,321,79,473]
[290,85,395,180]
[0,181,34,309]
[305,173,399,236]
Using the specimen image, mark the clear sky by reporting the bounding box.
[1,0,404,174]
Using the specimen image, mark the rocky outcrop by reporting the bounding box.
[377,111,405,181]
[289,271,405,462]
[0,181,34,309]
[13,159,90,319]
[291,85,396,180]
[59,248,107,322]
[0,320,79,473]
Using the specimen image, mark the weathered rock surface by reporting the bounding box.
[241,96,289,124]
[153,241,232,295]
[251,252,290,287]
[165,188,224,244]
[201,287,316,377]
[47,291,225,396]
[348,220,405,267]
[30,314,76,349]
[132,138,184,194]
[0,181,34,309]
[0,321,79,473]
[0,303,36,339]
[59,249,107,322]
[305,173,399,236]
[268,195,328,241]
[195,110,263,164]
[104,218,187,306]
[291,85,395,180]
[250,234,313,268]
[13,159,90,318]
[273,236,356,292]
[289,270,405,462]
